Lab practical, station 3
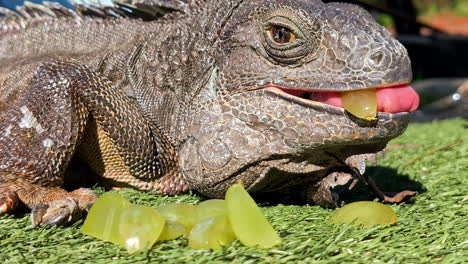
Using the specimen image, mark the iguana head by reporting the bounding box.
[179,0,419,205]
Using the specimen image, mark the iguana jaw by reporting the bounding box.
[263,83,419,117]
[181,83,413,203]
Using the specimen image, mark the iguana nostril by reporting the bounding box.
[369,51,384,66]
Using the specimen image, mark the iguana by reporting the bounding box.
[0,0,419,227]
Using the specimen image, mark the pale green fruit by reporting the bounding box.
[156,203,196,234]
[193,199,226,222]
[330,201,398,227]
[119,205,166,254]
[341,88,377,120]
[159,221,186,241]
[81,192,131,245]
[188,215,236,250]
[225,183,282,248]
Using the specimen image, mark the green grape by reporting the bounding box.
[225,183,282,248]
[119,205,166,254]
[156,203,196,234]
[81,192,131,245]
[193,199,226,222]
[159,221,186,240]
[188,215,236,250]
[329,201,398,227]
[341,88,377,120]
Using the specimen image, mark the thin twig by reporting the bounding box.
[402,139,464,168]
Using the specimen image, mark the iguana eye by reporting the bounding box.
[261,15,320,64]
[267,25,297,44]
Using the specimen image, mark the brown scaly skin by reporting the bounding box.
[0,0,414,226]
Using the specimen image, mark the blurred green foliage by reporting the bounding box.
[377,13,395,27]
[413,0,468,15]
[453,0,468,15]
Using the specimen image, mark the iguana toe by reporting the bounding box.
[366,177,417,203]
[382,191,417,203]
[0,191,20,215]
[306,172,355,208]
[31,198,81,227]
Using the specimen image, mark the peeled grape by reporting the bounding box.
[341,88,377,120]
[156,203,196,234]
[193,199,226,222]
[225,183,281,248]
[188,215,236,250]
[159,221,186,240]
[81,192,131,245]
[119,205,166,254]
[329,201,398,227]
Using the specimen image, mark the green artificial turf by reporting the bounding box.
[1,119,467,264]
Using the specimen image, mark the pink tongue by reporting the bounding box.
[313,85,419,113]
[376,85,419,113]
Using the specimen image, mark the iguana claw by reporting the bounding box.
[366,177,417,203]
[382,191,417,203]
[31,198,81,227]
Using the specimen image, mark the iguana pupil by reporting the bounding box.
[269,25,295,44]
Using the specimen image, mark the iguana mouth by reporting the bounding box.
[265,84,419,114]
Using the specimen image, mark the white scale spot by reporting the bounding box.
[42,138,55,149]
[198,67,218,101]
[18,106,45,134]
[3,125,12,137]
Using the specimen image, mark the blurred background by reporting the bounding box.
[1,0,467,120]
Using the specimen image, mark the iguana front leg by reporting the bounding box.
[0,61,162,226]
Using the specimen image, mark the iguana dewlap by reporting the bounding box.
[0,0,419,226]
